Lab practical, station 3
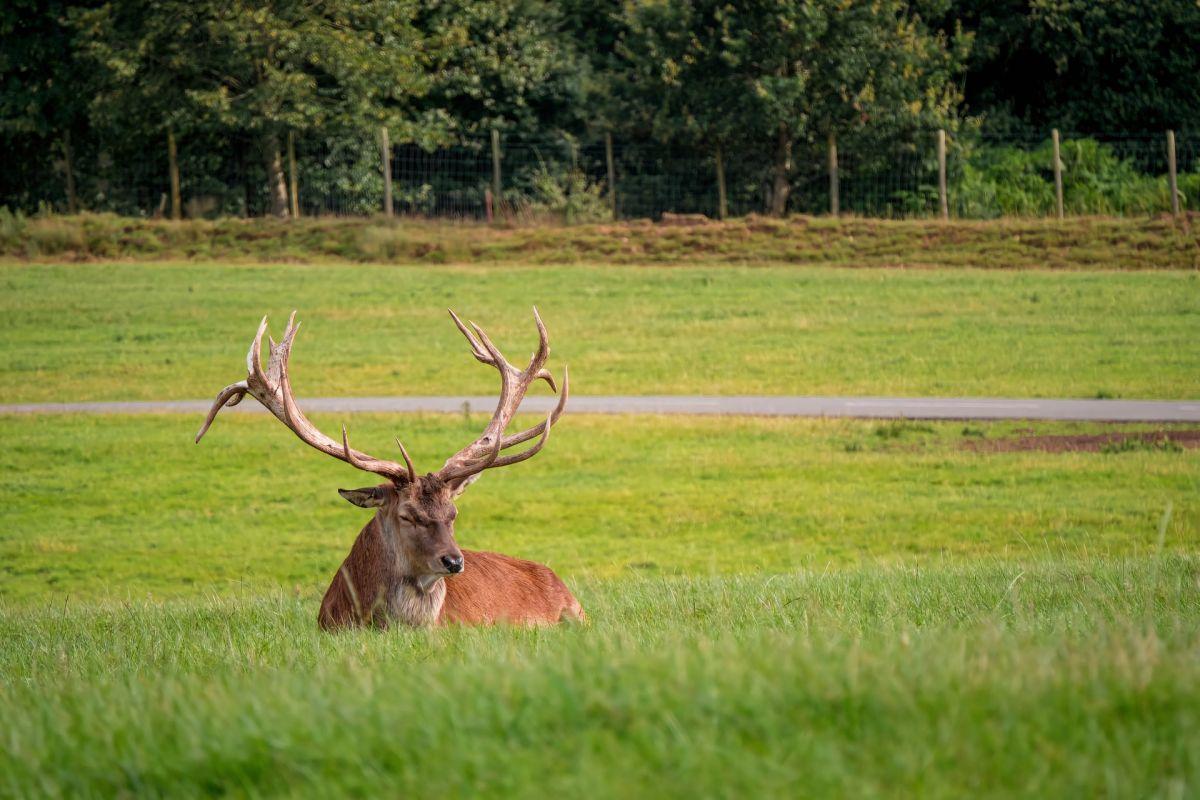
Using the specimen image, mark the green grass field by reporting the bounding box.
[2,262,1198,402]
[2,559,1197,797]
[2,236,1199,797]
[2,412,1197,795]
[1,414,1196,601]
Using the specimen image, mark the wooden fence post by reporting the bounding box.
[937,129,948,220]
[167,129,181,221]
[1052,129,1064,220]
[63,130,78,214]
[828,132,839,218]
[605,132,617,219]
[1167,130,1180,218]
[287,131,299,218]
[380,127,393,217]
[715,145,728,221]
[491,129,502,212]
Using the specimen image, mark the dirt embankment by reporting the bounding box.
[964,429,1200,453]
[1,212,1196,269]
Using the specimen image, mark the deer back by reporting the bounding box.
[441,550,584,626]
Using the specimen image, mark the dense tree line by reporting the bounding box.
[1,0,1195,216]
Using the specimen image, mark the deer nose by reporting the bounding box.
[441,555,464,574]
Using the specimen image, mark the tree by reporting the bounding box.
[932,0,1200,133]
[74,0,431,216]
[0,0,99,212]
[613,0,967,215]
[417,0,584,140]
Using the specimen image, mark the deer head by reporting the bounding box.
[195,309,568,586]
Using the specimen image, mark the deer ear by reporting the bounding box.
[338,486,394,508]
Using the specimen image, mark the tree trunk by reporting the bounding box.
[769,126,792,217]
[63,130,78,214]
[263,132,290,218]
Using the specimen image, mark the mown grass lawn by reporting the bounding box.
[1,414,1196,601]
[1,261,1198,402]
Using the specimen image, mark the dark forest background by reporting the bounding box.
[2,0,1197,218]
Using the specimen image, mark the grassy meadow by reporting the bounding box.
[1,261,1198,402]
[2,560,1198,797]
[2,233,1199,796]
[0,413,1196,601]
[2,411,1198,796]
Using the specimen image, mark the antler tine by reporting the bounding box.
[246,316,269,387]
[534,368,557,393]
[394,437,417,484]
[489,410,554,469]
[195,381,248,443]
[197,313,416,484]
[436,309,567,486]
[275,325,412,483]
[529,306,550,369]
[500,365,569,449]
[341,425,373,472]
[343,425,416,485]
[468,320,514,372]
[448,308,492,365]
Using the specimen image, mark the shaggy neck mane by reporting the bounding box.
[373,514,446,627]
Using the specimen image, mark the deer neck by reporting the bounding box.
[371,514,446,627]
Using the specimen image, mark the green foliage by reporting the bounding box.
[4,0,1200,219]
[73,0,429,137]
[523,164,612,223]
[0,206,26,250]
[611,0,968,214]
[417,0,584,138]
[68,0,433,215]
[933,0,1200,133]
[954,137,1192,218]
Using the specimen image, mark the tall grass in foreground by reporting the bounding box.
[2,558,1197,797]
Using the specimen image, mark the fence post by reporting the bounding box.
[167,129,181,221]
[715,145,728,221]
[287,131,299,218]
[1167,130,1180,218]
[1052,129,1064,220]
[491,129,502,210]
[937,129,948,220]
[828,132,839,218]
[380,127,393,217]
[63,130,78,214]
[605,132,617,220]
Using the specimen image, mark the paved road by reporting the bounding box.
[3,395,1199,422]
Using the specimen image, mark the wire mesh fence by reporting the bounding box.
[1,128,1194,221]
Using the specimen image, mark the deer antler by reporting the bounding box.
[437,308,568,485]
[195,312,416,484]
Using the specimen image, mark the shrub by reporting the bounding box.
[952,137,1189,218]
[25,217,87,256]
[0,206,27,252]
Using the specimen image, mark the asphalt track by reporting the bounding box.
[3,396,1198,422]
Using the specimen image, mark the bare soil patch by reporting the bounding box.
[965,429,1200,453]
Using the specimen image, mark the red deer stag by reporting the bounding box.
[195,309,582,630]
